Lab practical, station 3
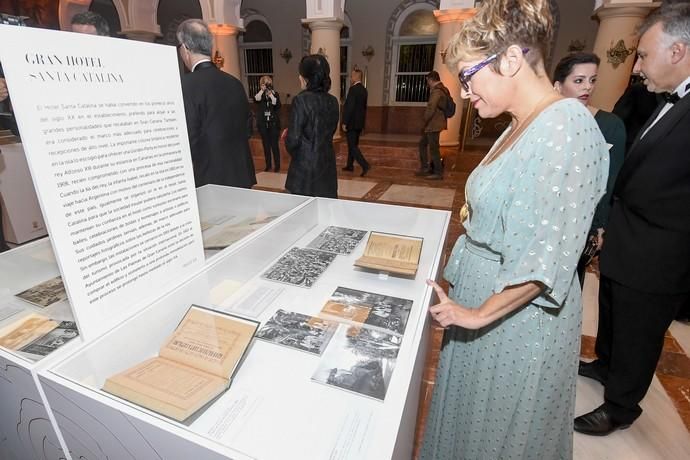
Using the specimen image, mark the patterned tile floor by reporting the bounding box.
[252,140,690,458]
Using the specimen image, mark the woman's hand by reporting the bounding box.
[427,280,488,330]
[280,128,288,141]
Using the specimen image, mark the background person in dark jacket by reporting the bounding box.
[342,68,370,177]
[284,54,339,198]
[177,19,256,188]
[415,71,448,180]
[254,75,282,172]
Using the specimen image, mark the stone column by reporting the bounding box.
[590,2,659,111]
[433,8,476,147]
[208,24,242,79]
[302,18,343,139]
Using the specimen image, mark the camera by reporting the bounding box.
[265,83,273,91]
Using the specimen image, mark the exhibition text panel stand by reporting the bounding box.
[0,24,206,460]
[41,198,450,460]
[0,24,205,342]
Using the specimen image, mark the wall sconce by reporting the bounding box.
[440,46,448,64]
[280,48,292,63]
[212,50,224,69]
[361,45,374,62]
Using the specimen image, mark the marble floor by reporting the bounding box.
[251,139,690,458]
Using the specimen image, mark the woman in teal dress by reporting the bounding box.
[420,1,609,458]
[553,52,627,285]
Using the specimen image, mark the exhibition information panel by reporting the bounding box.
[0,25,205,340]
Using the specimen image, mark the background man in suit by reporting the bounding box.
[575,4,690,436]
[342,68,369,177]
[177,19,256,188]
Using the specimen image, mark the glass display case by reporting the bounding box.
[0,186,310,460]
[38,197,451,460]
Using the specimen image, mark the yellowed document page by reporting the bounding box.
[103,357,227,422]
[160,307,257,377]
[355,232,423,276]
[0,314,58,350]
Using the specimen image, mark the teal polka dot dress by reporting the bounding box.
[420,99,608,460]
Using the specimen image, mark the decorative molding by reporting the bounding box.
[568,39,587,53]
[606,39,635,69]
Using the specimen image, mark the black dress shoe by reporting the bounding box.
[574,405,631,436]
[264,166,271,172]
[342,166,354,171]
[578,360,607,385]
[360,165,370,177]
[274,167,280,172]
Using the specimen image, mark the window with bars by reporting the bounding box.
[244,48,273,97]
[394,43,436,103]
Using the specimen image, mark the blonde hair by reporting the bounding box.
[259,75,273,86]
[445,0,553,71]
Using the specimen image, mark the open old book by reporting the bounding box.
[103,306,258,422]
[354,232,423,277]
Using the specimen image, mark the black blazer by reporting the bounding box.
[342,82,367,131]
[600,92,690,294]
[285,90,339,198]
[181,62,256,188]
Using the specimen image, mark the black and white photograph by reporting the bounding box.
[312,326,400,401]
[19,321,79,358]
[321,286,414,336]
[261,247,336,288]
[15,276,68,308]
[306,226,368,255]
[255,309,337,355]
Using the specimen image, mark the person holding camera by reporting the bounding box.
[255,76,282,172]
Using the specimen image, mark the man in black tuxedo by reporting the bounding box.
[177,19,256,188]
[575,4,690,436]
[342,69,370,177]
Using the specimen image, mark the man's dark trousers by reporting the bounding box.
[345,129,368,170]
[419,131,441,173]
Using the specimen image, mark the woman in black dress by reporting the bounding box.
[284,54,339,198]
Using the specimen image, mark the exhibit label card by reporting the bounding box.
[0,25,204,340]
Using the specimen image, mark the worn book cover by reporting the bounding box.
[15,276,68,308]
[354,232,423,277]
[262,247,337,288]
[103,306,258,422]
[320,287,413,336]
[306,226,368,255]
[311,326,401,401]
[255,309,337,355]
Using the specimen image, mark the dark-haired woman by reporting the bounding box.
[554,52,626,286]
[284,54,339,198]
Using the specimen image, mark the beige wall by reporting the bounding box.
[243,0,601,106]
[549,0,600,76]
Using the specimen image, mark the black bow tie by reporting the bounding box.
[663,92,680,104]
